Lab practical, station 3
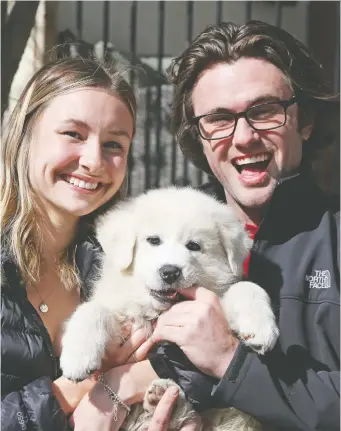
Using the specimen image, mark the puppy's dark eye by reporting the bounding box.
[186,241,201,251]
[146,236,161,246]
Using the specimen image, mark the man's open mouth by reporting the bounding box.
[232,153,272,174]
[149,288,181,303]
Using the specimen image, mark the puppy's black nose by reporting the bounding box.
[159,265,182,284]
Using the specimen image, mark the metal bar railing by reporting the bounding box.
[144,86,152,190]
[182,1,194,186]
[154,1,165,188]
[170,134,177,184]
[76,1,83,40]
[246,1,253,21]
[195,1,204,186]
[216,1,223,24]
[1,1,7,24]
[102,1,110,58]
[275,1,283,27]
[128,2,138,195]
[129,2,137,86]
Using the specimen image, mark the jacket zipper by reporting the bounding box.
[17,276,59,380]
[248,173,300,276]
[28,304,59,379]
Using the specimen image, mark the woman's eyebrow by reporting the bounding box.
[59,118,89,129]
[107,129,131,139]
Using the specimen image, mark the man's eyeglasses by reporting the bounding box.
[192,97,297,141]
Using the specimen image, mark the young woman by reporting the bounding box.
[1,57,158,430]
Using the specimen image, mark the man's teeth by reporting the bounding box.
[65,176,99,190]
[234,154,271,166]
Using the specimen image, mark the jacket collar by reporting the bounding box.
[200,169,337,240]
[205,164,316,201]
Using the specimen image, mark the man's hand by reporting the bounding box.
[150,286,239,379]
[148,387,202,431]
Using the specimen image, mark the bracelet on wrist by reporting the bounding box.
[98,373,131,421]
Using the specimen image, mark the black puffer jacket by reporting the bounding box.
[1,238,102,431]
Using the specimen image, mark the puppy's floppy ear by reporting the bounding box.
[96,201,136,271]
[215,206,253,277]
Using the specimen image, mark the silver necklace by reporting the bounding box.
[32,284,50,313]
[24,280,52,313]
[39,302,49,313]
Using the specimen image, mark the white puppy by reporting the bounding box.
[60,187,279,431]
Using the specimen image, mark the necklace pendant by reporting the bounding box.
[39,302,49,313]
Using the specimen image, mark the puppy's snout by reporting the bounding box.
[159,265,182,284]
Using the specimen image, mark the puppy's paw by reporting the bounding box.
[143,379,182,413]
[222,282,280,355]
[143,379,198,431]
[60,340,102,382]
[239,316,279,354]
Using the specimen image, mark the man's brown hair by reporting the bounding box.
[168,20,339,175]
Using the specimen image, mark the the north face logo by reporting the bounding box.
[306,270,331,289]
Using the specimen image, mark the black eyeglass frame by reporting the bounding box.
[192,96,297,141]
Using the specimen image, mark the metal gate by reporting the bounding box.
[56,1,340,196]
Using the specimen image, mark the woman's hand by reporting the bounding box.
[100,325,152,372]
[150,286,239,379]
[53,325,151,417]
[71,360,158,430]
[52,375,98,415]
[71,382,127,431]
[147,387,202,431]
[100,324,150,372]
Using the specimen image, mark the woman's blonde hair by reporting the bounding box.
[1,56,137,290]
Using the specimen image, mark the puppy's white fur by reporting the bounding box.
[61,187,279,431]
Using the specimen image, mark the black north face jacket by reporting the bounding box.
[149,172,340,431]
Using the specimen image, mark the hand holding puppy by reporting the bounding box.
[150,286,240,379]
[101,326,152,372]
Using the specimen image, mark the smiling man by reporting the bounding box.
[148,20,340,431]
[191,57,313,225]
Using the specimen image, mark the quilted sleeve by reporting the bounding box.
[1,376,72,431]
